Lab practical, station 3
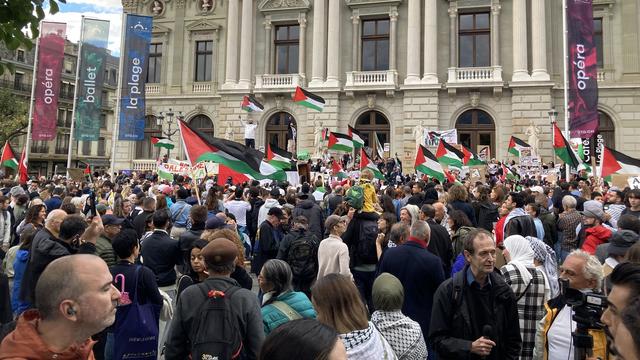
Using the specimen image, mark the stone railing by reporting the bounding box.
[344,70,398,90]
[132,159,157,172]
[192,83,212,93]
[447,66,503,84]
[255,74,304,90]
[145,84,161,95]
[597,69,607,82]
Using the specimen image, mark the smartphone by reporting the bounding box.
[89,190,97,219]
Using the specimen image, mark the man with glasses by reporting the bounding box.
[96,214,124,267]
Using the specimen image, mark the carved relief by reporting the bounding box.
[258,0,311,12]
[367,94,376,109]
[151,0,165,15]
[469,91,480,108]
[199,0,216,12]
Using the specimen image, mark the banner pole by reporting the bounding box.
[23,22,44,175]
[562,0,570,182]
[66,16,85,178]
[110,13,127,177]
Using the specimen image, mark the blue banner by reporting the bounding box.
[119,14,152,141]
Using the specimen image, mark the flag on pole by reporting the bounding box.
[348,126,365,149]
[151,136,175,150]
[415,145,445,182]
[17,147,28,184]
[508,136,531,157]
[157,163,174,182]
[332,160,347,179]
[321,128,330,141]
[266,143,294,170]
[435,140,464,169]
[360,148,385,180]
[84,164,91,175]
[500,163,518,182]
[241,95,264,112]
[374,132,384,159]
[178,120,286,181]
[328,132,354,152]
[461,144,487,166]
[293,86,325,112]
[553,123,580,168]
[1,142,18,169]
[600,146,640,178]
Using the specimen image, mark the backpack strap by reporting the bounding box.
[452,270,465,308]
[270,300,302,321]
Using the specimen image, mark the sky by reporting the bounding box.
[43,0,123,56]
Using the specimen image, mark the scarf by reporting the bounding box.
[504,235,535,285]
[371,310,427,360]
[528,237,560,299]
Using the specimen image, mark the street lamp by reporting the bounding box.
[548,107,558,165]
[156,108,183,158]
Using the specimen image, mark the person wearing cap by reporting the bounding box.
[164,237,264,359]
[578,200,613,255]
[371,273,428,360]
[602,230,639,277]
[96,215,124,267]
[252,207,285,276]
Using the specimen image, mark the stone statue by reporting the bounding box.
[201,0,214,12]
[413,120,425,148]
[152,0,163,15]
[313,120,324,157]
[525,121,541,155]
[225,125,234,141]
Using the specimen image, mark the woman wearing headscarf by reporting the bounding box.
[371,273,427,360]
[399,204,419,227]
[499,235,546,360]
[527,237,559,301]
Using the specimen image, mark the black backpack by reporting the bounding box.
[189,284,244,360]
[356,219,379,265]
[286,232,319,282]
[477,203,499,231]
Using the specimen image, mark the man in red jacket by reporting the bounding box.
[579,200,612,255]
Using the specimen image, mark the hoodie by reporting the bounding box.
[257,198,281,228]
[0,310,96,360]
[293,199,325,240]
[581,225,612,255]
[11,249,31,315]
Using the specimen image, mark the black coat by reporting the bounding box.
[252,220,282,275]
[292,199,325,240]
[429,266,522,360]
[426,219,454,277]
[341,211,379,267]
[140,230,181,287]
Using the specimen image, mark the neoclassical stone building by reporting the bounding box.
[121,0,640,172]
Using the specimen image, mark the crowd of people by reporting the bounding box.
[0,161,638,360]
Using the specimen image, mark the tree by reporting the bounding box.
[0,88,29,143]
[0,0,66,75]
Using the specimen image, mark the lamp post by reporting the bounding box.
[156,108,183,159]
[548,107,558,166]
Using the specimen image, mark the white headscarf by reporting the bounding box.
[504,235,535,285]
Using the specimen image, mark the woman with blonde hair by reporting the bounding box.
[201,227,252,289]
[312,273,397,359]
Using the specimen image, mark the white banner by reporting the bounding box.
[425,129,458,147]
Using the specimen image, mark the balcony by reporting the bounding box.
[344,70,398,94]
[145,84,161,95]
[447,66,503,86]
[192,82,212,94]
[132,159,157,172]
[255,74,304,91]
[0,80,31,94]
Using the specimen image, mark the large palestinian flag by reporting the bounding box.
[151,136,175,150]
[553,123,580,168]
[328,132,353,152]
[241,95,264,112]
[1,141,18,169]
[157,163,174,182]
[360,148,385,180]
[435,140,464,169]
[415,145,445,182]
[348,126,365,149]
[178,120,285,181]
[332,160,347,179]
[461,144,487,166]
[293,86,325,112]
[600,146,640,178]
[508,136,530,157]
[266,143,294,170]
[500,163,519,182]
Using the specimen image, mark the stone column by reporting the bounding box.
[264,18,272,75]
[310,0,327,87]
[389,7,398,71]
[298,14,307,79]
[449,6,457,68]
[422,0,438,83]
[238,0,254,87]
[531,0,550,80]
[325,0,341,87]
[224,0,239,85]
[512,0,530,81]
[491,2,502,81]
[351,12,360,71]
[405,0,421,84]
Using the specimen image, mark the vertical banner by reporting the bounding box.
[119,14,152,140]
[32,22,66,141]
[567,0,599,138]
[75,18,110,141]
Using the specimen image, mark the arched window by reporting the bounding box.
[591,111,615,164]
[135,115,162,159]
[355,111,390,155]
[189,114,214,138]
[265,112,296,151]
[455,109,495,157]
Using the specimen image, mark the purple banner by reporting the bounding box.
[32,22,66,141]
[567,0,599,139]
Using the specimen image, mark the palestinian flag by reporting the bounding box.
[157,163,174,182]
[360,148,385,180]
[435,140,464,169]
[17,146,27,184]
[500,163,518,182]
[415,145,445,182]
[241,95,264,112]
[428,131,441,142]
[600,146,640,178]
[461,144,487,166]
[553,124,580,168]
[332,160,347,179]
[374,132,384,159]
[348,126,365,149]
[312,186,327,202]
[328,132,353,152]
[151,136,175,150]
[321,128,330,141]
[266,143,294,170]
[293,86,325,112]
[1,141,18,169]
[569,138,592,172]
[508,136,530,157]
[178,120,286,181]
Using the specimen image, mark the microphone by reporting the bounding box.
[482,324,493,340]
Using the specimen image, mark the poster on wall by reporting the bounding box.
[425,129,458,147]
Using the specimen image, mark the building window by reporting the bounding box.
[147,43,162,83]
[31,141,49,154]
[98,138,106,156]
[58,109,65,127]
[361,18,390,71]
[66,109,73,127]
[189,115,214,138]
[16,50,24,62]
[455,109,495,157]
[82,141,91,156]
[275,24,299,74]
[100,114,107,129]
[13,73,24,91]
[194,40,213,82]
[55,134,69,154]
[593,18,603,68]
[266,112,296,151]
[355,111,390,154]
[458,12,490,68]
[136,116,162,159]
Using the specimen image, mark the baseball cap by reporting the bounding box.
[9,186,26,197]
[608,230,639,256]
[530,186,544,194]
[581,200,605,221]
[267,207,284,219]
[202,238,238,266]
[270,187,281,197]
[102,214,125,226]
[205,216,229,230]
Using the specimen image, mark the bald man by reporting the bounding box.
[1,255,120,359]
[20,213,103,308]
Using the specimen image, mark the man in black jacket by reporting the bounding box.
[177,205,207,274]
[132,197,156,239]
[420,204,453,277]
[292,184,324,240]
[140,209,181,299]
[251,207,284,275]
[408,181,425,207]
[429,229,521,360]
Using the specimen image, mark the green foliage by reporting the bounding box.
[0,88,29,143]
[0,0,66,75]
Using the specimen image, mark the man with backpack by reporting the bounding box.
[164,237,263,360]
[277,216,319,297]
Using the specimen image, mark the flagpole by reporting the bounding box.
[23,22,44,178]
[66,16,85,178]
[110,13,127,177]
[562,0,570,182]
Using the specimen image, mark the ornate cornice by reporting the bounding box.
[345,0,402,9]
[258,0,311,13]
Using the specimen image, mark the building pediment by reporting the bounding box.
[345,0,402,8]
[258,0,311,13]
[151,23,172,36]
[185,19,220,32]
